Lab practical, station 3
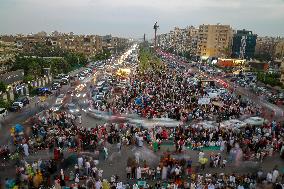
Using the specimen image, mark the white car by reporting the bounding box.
[50,103,62,112]
[12,102,24,108]
[55,94,65,104]
[0,108,8,119]
[79,76,85,80]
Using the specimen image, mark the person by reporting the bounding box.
[134,152,140,164]
[198,151,204,161]
[104,147,108,160]
[117,141,121,152]
[95,179,102,189]
[78,114,82,124]
[136,166,142,180]
[126,166,131,179]
[75,173,80,183]
[156,166,161,179]
[133,183,139,189]
[162,165,167,180]
[23,143,29,156]
[85,160,91,176]
[266,171,272,183]
[272,167,279,183]
[78,156,83,170]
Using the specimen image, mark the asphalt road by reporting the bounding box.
[0,67,87,146]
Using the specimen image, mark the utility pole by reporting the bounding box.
[153,22,159,49]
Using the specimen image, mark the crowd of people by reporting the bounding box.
[2,49,284,188]
[3,105,284,188]
[95,57,261,125]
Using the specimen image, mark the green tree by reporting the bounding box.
[0,81,7,93]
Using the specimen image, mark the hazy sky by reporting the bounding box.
[0,0,284,38]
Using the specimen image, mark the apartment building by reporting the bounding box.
[232,29,257,60]
[275,40,284,59]
[255,37,281,59]
[158,26,199,55]
[197,24,233,58]
[280,59,284,85]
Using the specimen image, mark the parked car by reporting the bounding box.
[0,108,8,119]
[16,97,29,106]
[36,88,52,96]
[60,78,69,85]
[51,85,59,90]
[55,94,65,104]
[50,103,62,112]
[10,102,24,112]
[9,105,21,112]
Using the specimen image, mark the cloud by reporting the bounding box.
[0,0,283,37]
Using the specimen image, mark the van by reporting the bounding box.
[0,108,8,119]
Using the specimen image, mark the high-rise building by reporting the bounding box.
[255,37,280,60]
[275,40,284,59]
[280,60,284,84]
[232,29,257,60]
[197,24,233,58]
[157,26,199,56]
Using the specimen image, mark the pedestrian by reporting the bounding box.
[23,143,29,156]
[126,166,131,179]
[116,141,122,153]
[78,114,82,124]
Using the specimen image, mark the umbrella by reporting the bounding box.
[135,97,142,105]
[199,157,208,165]
[14,124,24,133]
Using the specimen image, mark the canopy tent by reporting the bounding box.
[212,101,224,107]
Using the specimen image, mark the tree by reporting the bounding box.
[0,81,7,93]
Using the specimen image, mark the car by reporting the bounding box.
[62,74,70,79]
[79,76,85,80]
[16,96,30,106]
[50,103,62,112]
[9,105,21,112]
[60,78,69,85]
[12,101,24,108]
[0,108,8,119]
[95,93,104,101]
[66,103,80,114]
[55,94,65,104]
[51,84,59,90]
[10,102,24,112]
[35,88,53,96]
[53,82,61,87]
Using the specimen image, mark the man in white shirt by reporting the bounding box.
[198,151,204,161]
[85,161,91,176]
[174,166,180,179]
[272,168,279,183]
[78,156,84,170]
[266,171,273,182]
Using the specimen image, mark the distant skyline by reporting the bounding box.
[0,0,284,38]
